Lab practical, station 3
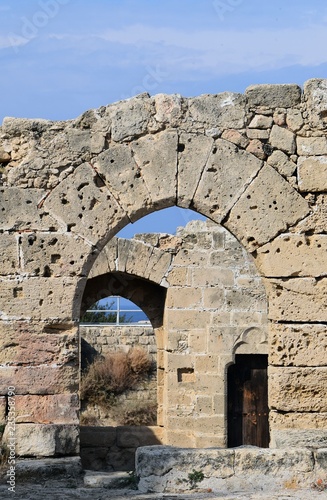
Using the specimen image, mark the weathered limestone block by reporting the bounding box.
[0,188,58,231]
[271,430,327,449]
[269,366,327,411]
[270,410,327,430]
[94,142,153,221]
[120,239,154,278]
[154,93,182,125]
[177,133,214,208]
[193,138,263,222]
[221,129,249,149]
[245,84,301,108]
[0,365,78,395]
[0,328,78,366]
[297,156,327,192]
[107,94,154,142]
[246,139,266,160]
[188,92,246,129]
[4,424,79,457]
[0,234,19,275]
[248,114,273,129]
[269,125,296,154]
[166,287,202,309]
[0,396,6,425]
[255,234,327,277]
[194,267,234,287]
[290,193,327,234]
[116,426,164,448]
[234,448,314,474]
[87,244,113,278]
[297,136,327,156]
[0,276,84,322]
[273,110,286,126]
[225,165,310,251]
[286,109,304,132]
[131,130,178,208]
[267,149,296,177]
[66,128,91,153]
[303,78,327,129]
[20,232,92,277]
[165,309,211,331]
[143,247,172,285]
[44,163,128,246]
[265,277,327,322]
[246,128,270,140]
[269,323,327,367]
[15,394,79,424]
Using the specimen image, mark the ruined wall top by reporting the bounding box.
[0,79,326,191]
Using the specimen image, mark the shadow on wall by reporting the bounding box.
[80,425,163,471]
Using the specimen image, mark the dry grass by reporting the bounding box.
[80,347,153,407]
[121,401,157,426]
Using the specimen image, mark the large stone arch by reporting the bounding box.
[1,79,327,455]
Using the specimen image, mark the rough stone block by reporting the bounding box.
[0,234,19,275]
[221,129,249,148]
[116,426,163,448]
[177,133,214,208]
[154,93,182,125]
[245,84,301,108]
[271,430,327,449]
[234,447,314,474]
[4,424,79,457]
[44,162,128,246]
[246,139,266,160]
[131,130,178,209]
[188,92,246,129]
[80,426,117,448]
[269,366,327,411]
[267,149,296,177]
[225,165,310,251]
[269,125,296,154]
[107,94,154,142]
[66,128,91,153]
[256,234,327,277]
[0,276,84,322]
[246,128,270,140]
[166,287,202,309]
[94,142,153,221]
[270,410,327,430]
[0,328,78,366]
[20,232,92,277]
[165,309,211,330]
[303,78,327,129]
[297,136,327,156]
[269,323,327,367]
[15,394,79,424]
[0,396,6,425]
[193,138,262,222]
[123,240,154,277]
[298,156,327,192]
[0,188,58,231]
[248,114,273,129]
[0,365,78,395]
[265,277,327,322]
[286,109,304,132]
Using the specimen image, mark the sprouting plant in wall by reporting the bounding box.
[182,469,205,489]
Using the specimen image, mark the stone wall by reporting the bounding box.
[83,220,268,447]
[0,79,327,456]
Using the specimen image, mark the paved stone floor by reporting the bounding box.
[0,484,326,499]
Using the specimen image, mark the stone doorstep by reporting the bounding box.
[7,456,84,486]
[84,470,134,489]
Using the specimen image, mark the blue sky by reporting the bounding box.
[1,0,327,236]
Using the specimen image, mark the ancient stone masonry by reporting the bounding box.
[0,79,327,457]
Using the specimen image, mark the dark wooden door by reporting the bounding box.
[228,355,269,448]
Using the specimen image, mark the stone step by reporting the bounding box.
[84,470,136,489]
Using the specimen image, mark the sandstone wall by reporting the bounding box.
[0,79,326,455]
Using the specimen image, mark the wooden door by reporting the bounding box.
[227,355,269,448]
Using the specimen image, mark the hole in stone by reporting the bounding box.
[178,143,185,152]
[51,254,61,263]
[177,368,195,383]
[43,265,51,277]
[77,182,89,191]
[212,147,217,154]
